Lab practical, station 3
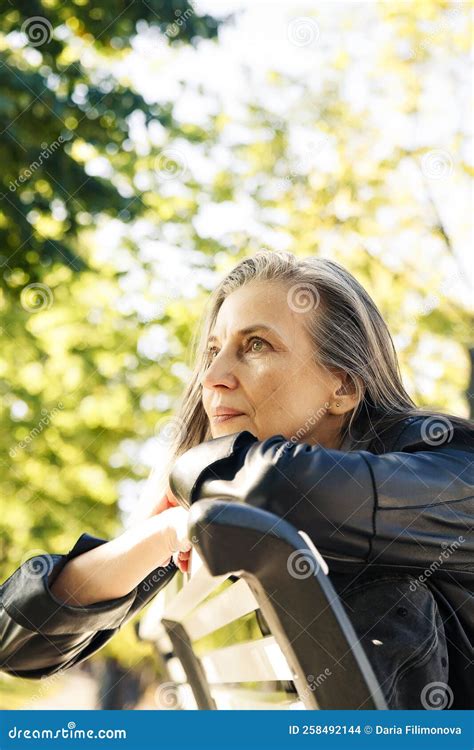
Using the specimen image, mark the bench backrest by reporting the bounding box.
[139,499,387,710]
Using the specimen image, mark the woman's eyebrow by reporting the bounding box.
[207,324,283,344]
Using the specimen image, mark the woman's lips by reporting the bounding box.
[212,413,245,424]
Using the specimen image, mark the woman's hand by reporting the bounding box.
[159,506,192,568]
[146,485,192,573]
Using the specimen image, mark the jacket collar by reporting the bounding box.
[339,407,415,454]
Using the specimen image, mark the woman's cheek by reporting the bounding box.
[249,356,282,382]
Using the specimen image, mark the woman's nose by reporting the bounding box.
[201,352,238,390]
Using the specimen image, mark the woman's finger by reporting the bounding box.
[173,549,190,573]
[165,483,180,506]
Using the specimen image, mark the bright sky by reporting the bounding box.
[105,0,472,293]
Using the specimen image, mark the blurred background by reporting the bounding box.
[0,0,472,709]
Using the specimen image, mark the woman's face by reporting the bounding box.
[201,280,352,448]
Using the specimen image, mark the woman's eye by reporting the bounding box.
[206,337,270,361]
[247,337,269,353]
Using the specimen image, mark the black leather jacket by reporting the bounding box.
[1,411,473,709]
[170,412,474,709]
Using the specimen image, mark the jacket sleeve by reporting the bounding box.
[0,533,178,678]
[169,420,474,571]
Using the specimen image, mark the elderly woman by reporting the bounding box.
[1,251,472,710]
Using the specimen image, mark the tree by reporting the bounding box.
[0,1,221,570]
[0,0,220,279]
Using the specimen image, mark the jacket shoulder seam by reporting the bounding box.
[360,452,377,564]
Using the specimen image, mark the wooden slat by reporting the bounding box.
[188,547,204,578]
[177,684,198,710]
[183,579,259,641]
[156,633,173,654]
[163,563,230,623]
[139,607,167,642]
[201,636,294,683]
[211,687,304,710]
[167,657,187,684]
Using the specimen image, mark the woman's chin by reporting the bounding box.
[211,416,251,438]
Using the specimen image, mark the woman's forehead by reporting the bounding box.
[211,282,310,342]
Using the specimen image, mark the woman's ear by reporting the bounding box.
[328,372,362,415]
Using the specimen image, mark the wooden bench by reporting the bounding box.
[138,499,387,710]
